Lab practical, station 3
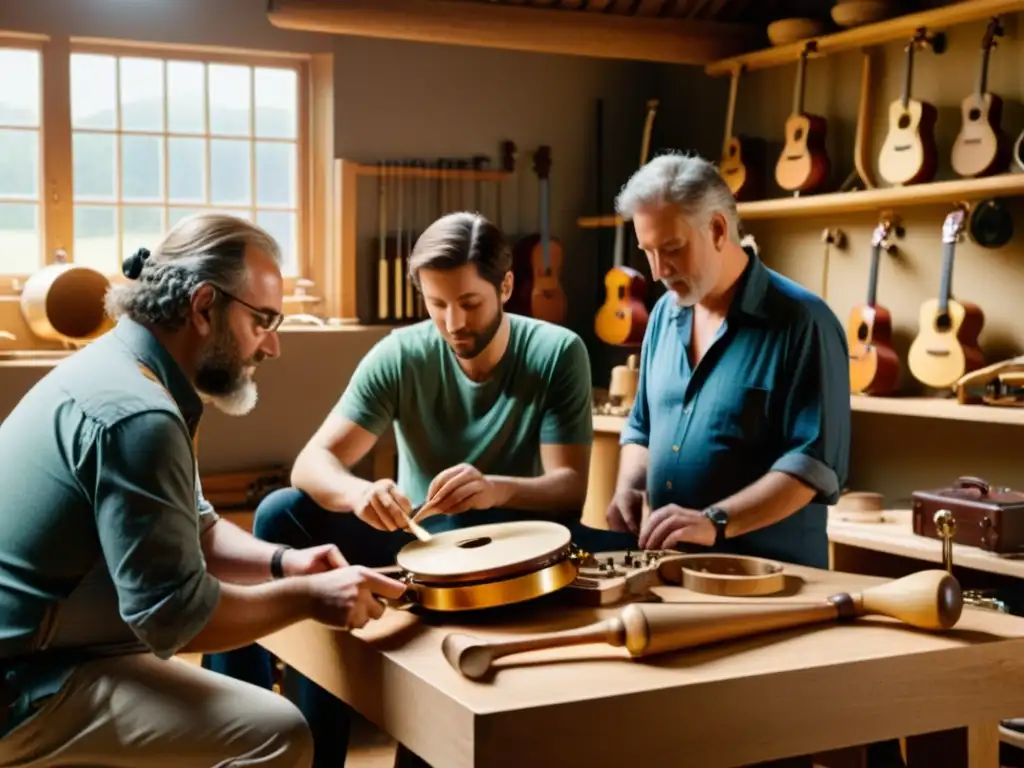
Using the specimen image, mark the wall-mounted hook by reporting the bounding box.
[821,227,846,249]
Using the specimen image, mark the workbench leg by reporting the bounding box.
[905,723,999,768]
[968,722,1000,768]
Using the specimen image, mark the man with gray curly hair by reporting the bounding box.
[0,213,404,767]
[606,152,851,570]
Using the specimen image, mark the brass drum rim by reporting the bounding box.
[407,557,579,612]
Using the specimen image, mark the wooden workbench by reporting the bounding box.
[260,563,1024,768]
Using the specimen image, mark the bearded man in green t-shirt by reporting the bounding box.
[208,210,632,767]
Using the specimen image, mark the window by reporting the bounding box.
[69,47,304,277]
[0,44,43,276]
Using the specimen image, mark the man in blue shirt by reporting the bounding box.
[605,152,851,570]
[605,156,904,767]
[0,213,404,767]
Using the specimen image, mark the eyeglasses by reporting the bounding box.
[211,285,284,332]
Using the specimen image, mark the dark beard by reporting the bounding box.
[450,305,503,360]
[195,316,252,397]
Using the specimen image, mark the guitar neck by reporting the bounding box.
[900,42,916,108]
[937,240,955,314]
[539,177,550,270]
[723,69,739,149]
[866,243,881,307]
[976,41,993,96]
[792,52,807,115]
[612,221,624,269]
[639,99,658,167]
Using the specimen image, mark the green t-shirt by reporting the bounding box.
[335,315,593,506]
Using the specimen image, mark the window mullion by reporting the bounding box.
[41,36,73,267]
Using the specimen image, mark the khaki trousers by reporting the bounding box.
[0,654,313,767]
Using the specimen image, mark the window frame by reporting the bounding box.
[0,32,331,310]
[0,32,46,285]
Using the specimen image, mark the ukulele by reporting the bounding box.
[907,206,985,390]
[951,18,1007,179]
[847,217,901,396]
[528,146,567,324]
[878,30,938,186]
[774,45,829,194]
[718,67,765,202]
[594,99,658,347]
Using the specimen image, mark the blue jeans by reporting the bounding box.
[204,488,635,768]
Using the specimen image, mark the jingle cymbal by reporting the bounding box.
[396,520,572,586]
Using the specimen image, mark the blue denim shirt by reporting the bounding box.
[621,252,851,568]
[0,317,220,738]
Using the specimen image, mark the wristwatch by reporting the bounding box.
[702,506,730,547]
[270,545,292,580]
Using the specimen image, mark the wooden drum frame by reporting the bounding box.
[391,520,586,612]
[659,553,787,597]
[20,262,114,344]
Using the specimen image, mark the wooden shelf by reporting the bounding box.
[578,214,622,229]
[578,173,1024,227]
[704,0,1024,77]
[268,0,757,67]
[739,173,1024,220]
[828,508,1024,580]
[851,395,1024,426]
[594,397,1024,431]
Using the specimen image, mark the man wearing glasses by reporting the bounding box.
[0,213,404,768]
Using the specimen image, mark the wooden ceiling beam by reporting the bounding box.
[267,0,759,66]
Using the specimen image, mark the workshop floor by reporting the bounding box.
[347,715,397,767]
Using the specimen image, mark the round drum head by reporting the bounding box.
[396,520,572,585]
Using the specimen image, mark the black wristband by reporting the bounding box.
[270,545,291,580]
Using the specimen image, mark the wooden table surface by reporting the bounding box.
[261,563,1024,768]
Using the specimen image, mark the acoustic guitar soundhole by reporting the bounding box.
[968,107,981,121]
[898,113,911,129]
[934,313,952,332]
[457,536,492,550]
[856,322,869,342]
[793,127,804,142]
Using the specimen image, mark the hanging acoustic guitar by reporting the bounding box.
[847,216,901,396]
[594,99,658,347]
[907,205,985,390]
[878,29,939,186]
[774,44,830,194]
[950,17,1007,179]
[528,146,567,324]
[718,66,765,202]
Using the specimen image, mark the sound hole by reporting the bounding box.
[898,114,911,129]
[728,145,736,157]
[456,536,492,549]
[935,312,952,332]
[968,107,981,121]
[793,127,804,142]
[856,322,869,342]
